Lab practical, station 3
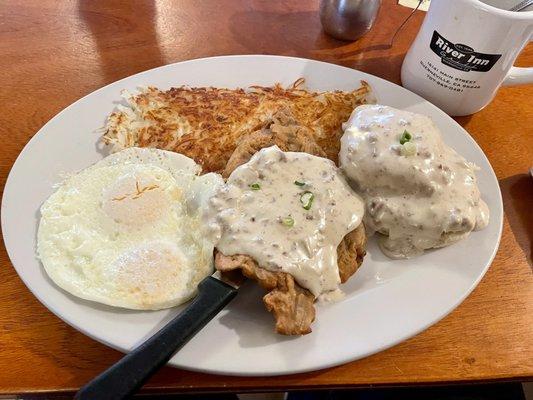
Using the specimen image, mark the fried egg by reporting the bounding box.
[37,147,223,310]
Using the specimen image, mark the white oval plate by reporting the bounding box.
[1,55,502,376]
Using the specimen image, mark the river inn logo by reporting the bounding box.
[430,31,501,72]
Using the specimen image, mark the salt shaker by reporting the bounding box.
[320,0,381,41]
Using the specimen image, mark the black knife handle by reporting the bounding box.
[75,276,238,400]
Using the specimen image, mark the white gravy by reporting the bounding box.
[206,146,364,297]
[340,105,489,259]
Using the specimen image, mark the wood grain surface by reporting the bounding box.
[0,0,532,396]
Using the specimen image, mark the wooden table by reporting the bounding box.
[0,0,531,396]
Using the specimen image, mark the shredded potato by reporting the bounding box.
[102,80,372,172]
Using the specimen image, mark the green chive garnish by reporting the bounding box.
[281,216,294,227]
[249,183,261,190]
[300,191,314,210]
[399,130,412,145]
[294,180,305,186]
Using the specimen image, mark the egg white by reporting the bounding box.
[37,148,223,310]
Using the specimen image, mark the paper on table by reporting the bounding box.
[398,0,431,11]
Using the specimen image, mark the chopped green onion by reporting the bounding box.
[399,130,412,145]
[401,141,417,156]
[281,216,294,227]
[294,180,306,186]
[300,191,314,210]
[249,183,261,190]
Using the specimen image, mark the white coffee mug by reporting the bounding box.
[401,0,533,116]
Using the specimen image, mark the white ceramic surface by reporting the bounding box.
[401,0,533,116]
[1,55,503,376]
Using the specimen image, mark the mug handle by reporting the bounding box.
[502,36,533,87]
[502,66,533,86]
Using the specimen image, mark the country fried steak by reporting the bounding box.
[222,108,327,178]
[215,109,366,335]
[215,253,316,335]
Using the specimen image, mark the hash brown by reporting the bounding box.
[102,80,372,172]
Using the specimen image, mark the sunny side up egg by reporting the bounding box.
[37,147,223,310]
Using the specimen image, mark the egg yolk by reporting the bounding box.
[101,172,172,226]
[109,241,191,299]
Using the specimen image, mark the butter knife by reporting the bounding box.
[74,272,238,400]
